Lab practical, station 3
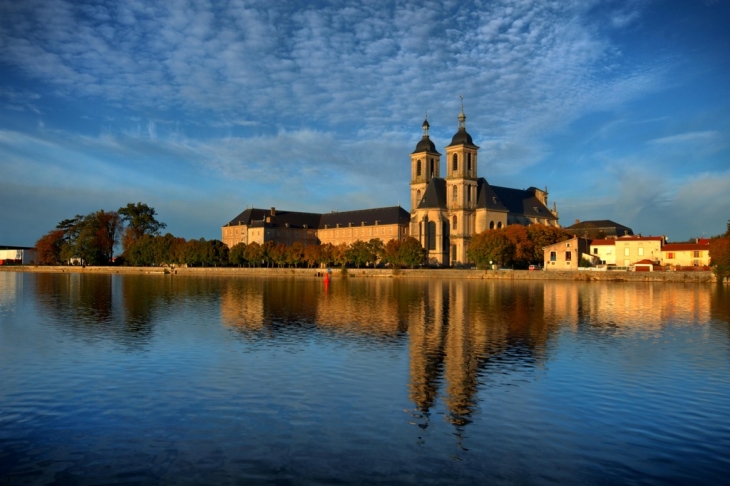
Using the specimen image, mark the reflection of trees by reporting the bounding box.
[34,272,114,328]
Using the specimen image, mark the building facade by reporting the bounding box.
[222,206,410,249]
[223,107,560,266]
[409,108,559,266]
[660,239,711,268]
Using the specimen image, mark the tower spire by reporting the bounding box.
[458,95,466,129]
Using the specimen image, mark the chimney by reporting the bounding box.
[575,219,580,224]
[270,207,276,217]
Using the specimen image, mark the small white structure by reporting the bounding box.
[0,246,37,265]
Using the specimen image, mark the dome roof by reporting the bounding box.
[449,128,476,147]
[413,135,438,154]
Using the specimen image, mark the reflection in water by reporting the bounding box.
[4,271,729,484]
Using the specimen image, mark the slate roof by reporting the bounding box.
[489,184,555,220]
[412,135,440,154]
[447,128,479,149]
[417,178,447,209]
[416,177,556,220]
[566,220,633,236]
[225,206,410,230]
[225,208,321,229]
[320,206,410,228]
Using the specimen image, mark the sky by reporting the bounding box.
[1,0,729,247]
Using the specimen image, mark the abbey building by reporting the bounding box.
[222,107,559,266]
[409,107,559,265]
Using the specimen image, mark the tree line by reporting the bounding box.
[467,224,572,268]
[34,203,428,268]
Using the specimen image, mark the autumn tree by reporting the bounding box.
[526,225,572,263]
[244,242,265,267]
[710,237,730,282]
[34,229,67,265]
[503,224,534,268]
[303,243,321,268]
[382,239,402,267]
[468,230,515,268]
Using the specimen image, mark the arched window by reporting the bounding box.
[452,153,458,172]
[452,215,458,231]
[467,153,472,172]
[489,221,495,230]
[497,222,503,229]
[429,158,434,176]
[416,160,422,177]
[452,186,457,201]
[416,189,421,204]
[427,221,437,250]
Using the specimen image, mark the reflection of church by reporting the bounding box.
[409,104,559,266]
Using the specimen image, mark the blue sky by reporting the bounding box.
[1,0,729,246]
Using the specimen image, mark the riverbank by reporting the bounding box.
[0,265,719,283]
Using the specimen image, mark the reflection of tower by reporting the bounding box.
[407,282,448,416]
[443,280,480,426]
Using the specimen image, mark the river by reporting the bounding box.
[1,272,729,485]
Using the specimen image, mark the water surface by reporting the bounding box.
[1,272,729,485]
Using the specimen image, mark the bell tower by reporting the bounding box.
[410,116,441,213]
[445,98,479,264]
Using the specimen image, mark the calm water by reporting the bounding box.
[1,272,729,485]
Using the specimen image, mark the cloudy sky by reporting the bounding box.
[1,0,729,246]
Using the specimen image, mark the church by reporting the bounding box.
[222,105,559,266]
[408,106,559,266]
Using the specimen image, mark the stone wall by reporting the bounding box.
[1,265,719,283]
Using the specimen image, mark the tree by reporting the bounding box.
[367,238,385,266]
[468,230,515,268]
[382,239,402,267]
[286,242,305,267]
[303,244,321,268]
[229,242,247,267]
[35,229,66,265]
[244,242,265,267]
[347,240,371,268]
[119,202,166,253]
[332,243,350,268]
[710,237,730,282]
[398,237,427,268]
[526,225,572,263]
[503,224,533,267]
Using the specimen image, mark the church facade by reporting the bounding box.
[222,106,559,266]
[409,107,559,266]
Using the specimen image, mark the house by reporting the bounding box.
[0,246,37,265]
[613,235,664,267]
[589,239,616,265]
[660,239,711,268]
[543,236,591,270]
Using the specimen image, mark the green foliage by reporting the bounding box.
[229,242,247,267]
[398,237,427,268]
[467,230,514,268]
[119,202,167,253]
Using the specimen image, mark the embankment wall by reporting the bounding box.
[0,265,719,283]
